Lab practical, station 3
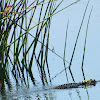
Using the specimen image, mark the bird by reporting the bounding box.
[0,81,2,90]
[4,6,12,14]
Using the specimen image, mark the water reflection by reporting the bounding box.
[0,80,100,100]
[0,85,56,100]
[0,0,100,100]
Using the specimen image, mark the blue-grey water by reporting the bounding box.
[1,0,100,100]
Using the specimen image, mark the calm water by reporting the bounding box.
[1,83,100,100]
[1,0,100,100]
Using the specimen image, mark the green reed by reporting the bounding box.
[0,0,84,92]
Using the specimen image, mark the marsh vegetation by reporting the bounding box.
[0,0,99,99]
